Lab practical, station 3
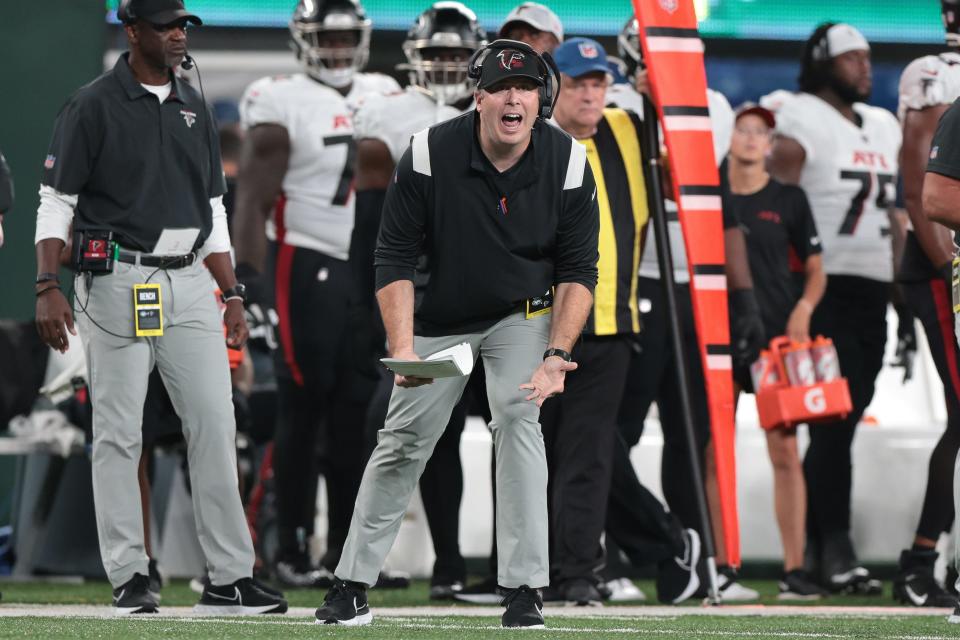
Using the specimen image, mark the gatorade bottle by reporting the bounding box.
[810,336,840,382]
[782,341,816,386]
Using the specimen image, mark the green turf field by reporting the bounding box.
[0,579,956,639]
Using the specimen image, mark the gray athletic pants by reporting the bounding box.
[77,258,255,588]
[336,311,551,589]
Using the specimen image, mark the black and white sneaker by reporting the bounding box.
[656,528,701,604]
[147,558,163,602]
[949,604,960,623]
[194,577,288,615]
[315,579,373,626]
[275,559,336,589]
[375,570,411,589]
[717,565,760,601]
[557,578,602,606]
[501,585,545,628]
[429,579,464,600]
[893,549,959,608]
[113,573,159,615]
[821,532,881,595]
[779,569,828,601]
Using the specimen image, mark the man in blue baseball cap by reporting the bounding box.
[542,36,699,607]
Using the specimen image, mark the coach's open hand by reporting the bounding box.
[521,356,578,407]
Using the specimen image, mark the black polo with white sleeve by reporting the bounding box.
[41,52,224,252]
[375,110,600,336]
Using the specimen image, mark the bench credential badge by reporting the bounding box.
[526,287,555,319]
[134,284,164,337]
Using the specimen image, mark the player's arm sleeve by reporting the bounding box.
[0,152,13,215]
[239,80,286,130]
[787,186,822,260]
[555,143,600,291]
[374,146,428,290]
[769,98,820,163]
[926,98,960,179]
[354,98,404,164]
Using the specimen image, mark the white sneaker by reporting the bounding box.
[605,578,646,602]
[719,571,759,602]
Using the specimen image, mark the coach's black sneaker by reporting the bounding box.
[315,579,372,626]
[501,585,545,628]
[656,528,701,604]
[557,578,602,606]
[893,549,959,608]
[113,573,159,615]
[275,557,335,589]
[821,532,881,595]
[194,577,288,615]
[779,569,828,601]
[147,558,163,602]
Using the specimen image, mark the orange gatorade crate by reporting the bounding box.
[751,336,852,430]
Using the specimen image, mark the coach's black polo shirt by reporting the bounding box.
[42,52,225,252]
[375,110,600,336]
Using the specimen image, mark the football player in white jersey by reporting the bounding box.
[898,0,960,612]
[231,0,401,589]
[763,22,902,595]
[601,16,764,603]
[349,1,486,601]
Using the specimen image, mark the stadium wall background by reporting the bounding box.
[0,1,104,320]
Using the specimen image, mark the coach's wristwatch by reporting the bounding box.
[543,347,572,362]
[221,283,248,305]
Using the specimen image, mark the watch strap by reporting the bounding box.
[543,347,572,362]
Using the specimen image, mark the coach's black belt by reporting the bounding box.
[117,249,196,269]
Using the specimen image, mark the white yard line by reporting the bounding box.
[0,603,951,619]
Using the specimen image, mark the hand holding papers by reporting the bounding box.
[380,341,474,379]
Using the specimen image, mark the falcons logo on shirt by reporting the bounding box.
[498,50,525,70]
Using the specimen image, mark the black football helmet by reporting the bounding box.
[398,2,487,105]
[945,0,960,47]
[289,0,371,88]
[617,17,642,79]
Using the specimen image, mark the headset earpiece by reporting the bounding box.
[117,0,135,25]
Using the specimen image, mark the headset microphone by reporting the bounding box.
[180,54,194,71]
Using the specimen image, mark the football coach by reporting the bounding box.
[314,39,600,629]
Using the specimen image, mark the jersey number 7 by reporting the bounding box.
[323,134,357,206]
[837,170,895,235]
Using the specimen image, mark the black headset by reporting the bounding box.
[467,39,560,120]
[810,22,838,62]
[117,0,135,24]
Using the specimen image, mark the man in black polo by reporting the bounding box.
[314,40,599,628]
[33,0,286,616]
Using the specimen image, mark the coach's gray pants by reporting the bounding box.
[337,311,551,589]
[77,259,254,588]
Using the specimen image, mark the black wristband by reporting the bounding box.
[36,272,59,285]
[36,284,61,297]
[543,347,572,362]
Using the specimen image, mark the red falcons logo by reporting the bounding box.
[497,50,525,71]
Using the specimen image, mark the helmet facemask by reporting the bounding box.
[617,17,642,79]
[401,42,476,105]
[290,10,371,88]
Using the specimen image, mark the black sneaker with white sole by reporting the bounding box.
[557,578,602,606]
[454,577,502,604]
[779,569,828,601]
[113,573,159,615]
[893,549,959,608]
[821,532,881,595]
[949,604,960,623]
[656,528,701,604]
[315,579,373,626]
[194,577,288,615]
[501,585,544,628]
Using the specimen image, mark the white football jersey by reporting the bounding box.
[760,91,901,281]
[239,72,399,259]
[898,52,960,120]
[607,85,734,282]
[353,87,463,164]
